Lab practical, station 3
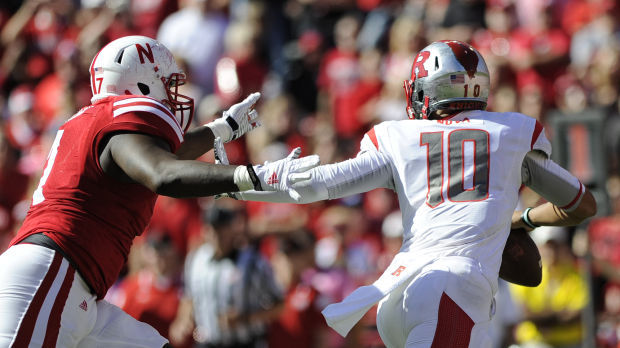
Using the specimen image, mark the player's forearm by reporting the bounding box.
[175,125,215,160]
[154,161,241,198]
[512,189,596,228]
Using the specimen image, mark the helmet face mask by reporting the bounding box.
[404,40,489,120]
[162,72,193,133]
[89,36,194,133]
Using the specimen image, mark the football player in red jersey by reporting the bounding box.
[0,36,319,348]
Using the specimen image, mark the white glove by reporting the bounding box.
[206,92,261,143]
[213,137,229,165]
[233,148,320,201]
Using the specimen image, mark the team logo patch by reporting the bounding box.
[79,300,88,311]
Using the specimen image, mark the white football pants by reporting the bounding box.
[0,244,168,348]
[376,256,495,348]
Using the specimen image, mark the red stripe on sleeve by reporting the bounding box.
[561,182,584,210]
[13,253,63,347]
[42,267,75,348]
[531,120,544,150]
[430,292,474,348]
[366,127,379,150]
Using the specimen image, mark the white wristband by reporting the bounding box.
[522,207,540,229]
[205,119,233,143]
[233,165,254,191]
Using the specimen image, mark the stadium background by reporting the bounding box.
[0,0,618,347]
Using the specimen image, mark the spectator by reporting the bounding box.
[441,0,486,42]
[214,22,267,106]
[170,202,284,348]
[130,0,178,38]
[376,210,402,271]
[149,196,203,257]
[317,14,361,139]
[157,0,228,95]
[511,226,589,348]
[112,229,192,348]
[509,4,571,105]
[268,230,330,348]
[0,128,29,248]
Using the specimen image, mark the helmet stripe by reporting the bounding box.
[89,42,113,96]
[89,51,101,95]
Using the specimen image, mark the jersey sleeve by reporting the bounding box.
[99,97,184,153]
[239,150,394,204]
[521,151,585,212]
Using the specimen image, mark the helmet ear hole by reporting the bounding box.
[137,83,150,95]
[417,90,424,102]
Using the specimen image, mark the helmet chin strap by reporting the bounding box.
[421,96,430,120]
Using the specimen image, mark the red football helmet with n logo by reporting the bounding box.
[403,40,490,120]
[89,36,194,133]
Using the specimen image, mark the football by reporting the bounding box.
[499,228,542,287]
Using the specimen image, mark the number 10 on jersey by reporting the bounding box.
[420,129,490,207]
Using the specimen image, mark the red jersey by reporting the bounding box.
[11,95,183,299]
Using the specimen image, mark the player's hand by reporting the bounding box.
[206,92,261,143]
[252,148,320,201]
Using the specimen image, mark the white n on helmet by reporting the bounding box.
[89,35,194,132]
[404,40,490,120]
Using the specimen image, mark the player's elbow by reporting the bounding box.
[568,189,597,223]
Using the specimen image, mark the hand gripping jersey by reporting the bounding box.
[11,96,184,299]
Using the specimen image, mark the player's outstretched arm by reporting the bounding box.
[101,132,318,198]
[238,150,394,204]
[175,93,261,160]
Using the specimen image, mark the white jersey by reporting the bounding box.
[365,110,550,277]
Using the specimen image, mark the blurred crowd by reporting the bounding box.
[0,0,619,347]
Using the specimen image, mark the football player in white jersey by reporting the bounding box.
[226,40,597,348]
